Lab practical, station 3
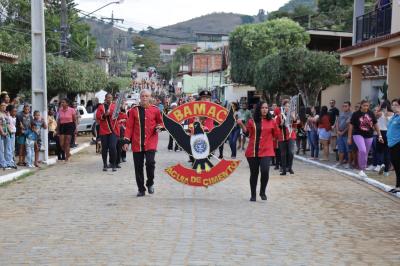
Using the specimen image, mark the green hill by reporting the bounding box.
[279,0,317,12]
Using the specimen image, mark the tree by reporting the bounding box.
[1,55,108,99]
[229,18,310,85]
[132,36,160,68]
[255,48,345,106]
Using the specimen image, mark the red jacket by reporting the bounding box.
[124,105,163,152]
[274,108,296,141]
[245,119,279,158]
[96,103,120,136]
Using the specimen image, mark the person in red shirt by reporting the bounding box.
[116,105,128,165]
[96,93,120,172]
[56,98,77,162]
[238,102,279,202]
[123,89,163,197]
[318,106,332,161]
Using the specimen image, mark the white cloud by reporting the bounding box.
[75,0,290,30]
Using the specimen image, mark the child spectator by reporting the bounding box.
[25,123,36,168]
[16,104,33,166]
[32,110,47,167]
[5,105,17,169]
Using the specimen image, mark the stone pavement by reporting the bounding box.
[0,132,399,265]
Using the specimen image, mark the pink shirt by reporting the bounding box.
[58,107,75,124]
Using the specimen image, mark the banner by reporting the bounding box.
[162,101,240,187]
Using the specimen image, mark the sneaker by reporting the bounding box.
[4,167,12,170]
[27,164,35,168]
[366,165,375,171]
[384,172,390,177]
[358,170,368,178]
[379,164,385,175]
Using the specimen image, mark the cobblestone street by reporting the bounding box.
[1,133,399,265]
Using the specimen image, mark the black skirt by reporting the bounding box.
[59,122,75,136]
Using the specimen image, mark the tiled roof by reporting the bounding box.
[0,51,18,63]
[339,32,400,53]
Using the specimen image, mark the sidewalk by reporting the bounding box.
[295,150,400,198]
[0,136,92,185]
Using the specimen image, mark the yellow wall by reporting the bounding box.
[321,82,350,107]
[392,0,400,34]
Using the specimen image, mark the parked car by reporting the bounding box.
[77,105,95,133]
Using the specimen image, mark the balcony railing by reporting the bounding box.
[356,3,392,43]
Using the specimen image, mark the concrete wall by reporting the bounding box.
[224,85,256,103]
[321,83,350,107]
[322,79,387,108]
[391,0,400,34]
[182,73,222,94]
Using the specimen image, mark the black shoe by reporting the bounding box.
[274,166,279,170]
[148,186,154,194]
[280,172,287,176]
[112,167,117,172]
[122,158,127,162]
[137,191,145,197]
[116,164,121,169]
[289,169,294,174]
[103,166,108,172]
[260,194,267,200]
[250,196,256,202]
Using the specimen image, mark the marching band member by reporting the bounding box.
[238,102,279,202]
[123,89,163,197]
[96,93,120,172]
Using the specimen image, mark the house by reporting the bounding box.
[339,1,400,104]
[181,50,225,95]
[0,51,19,93]
[195,32,229,51]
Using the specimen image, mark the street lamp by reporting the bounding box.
[74,0,124,24]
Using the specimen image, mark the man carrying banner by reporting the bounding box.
[96,93,120,172]
[123,89,163,197]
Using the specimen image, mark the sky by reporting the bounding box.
[75,0,291,30]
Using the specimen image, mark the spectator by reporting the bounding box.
[329,99,340,160]
[0,102,9,169]
[306,106,319,160]
[348,100,383,177]
[5,105,17,169]
[368,101,393,175]
[336,101,352,168]
[318,106,331,161]
[229,102,241,159]
[16,104,33,166]
[32,110,47,167]
[57,98,77,162]
[388,98,400,193]
[24,122,37,168]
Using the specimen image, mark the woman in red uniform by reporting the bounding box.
[238,102,279,202]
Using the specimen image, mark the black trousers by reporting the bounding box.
[218,144,224,158]
[100,133,117,167]
[279,140,294,172]
[133,151,156,192]
[296,137,307,154]
[389,142,400,188]
[168,135,179,151]
[247,157,271,197]
[116,139,126,164]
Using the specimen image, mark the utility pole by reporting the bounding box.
[31,0,49,163]
[60,0,69,56]
[101,11,124,25]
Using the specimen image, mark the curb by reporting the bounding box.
[0,142,91,185]
[295,155,400,199]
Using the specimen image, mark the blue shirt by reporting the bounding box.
[25,128,37,141]
[387,114,400,147]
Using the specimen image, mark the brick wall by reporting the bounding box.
[189,53,222,73]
